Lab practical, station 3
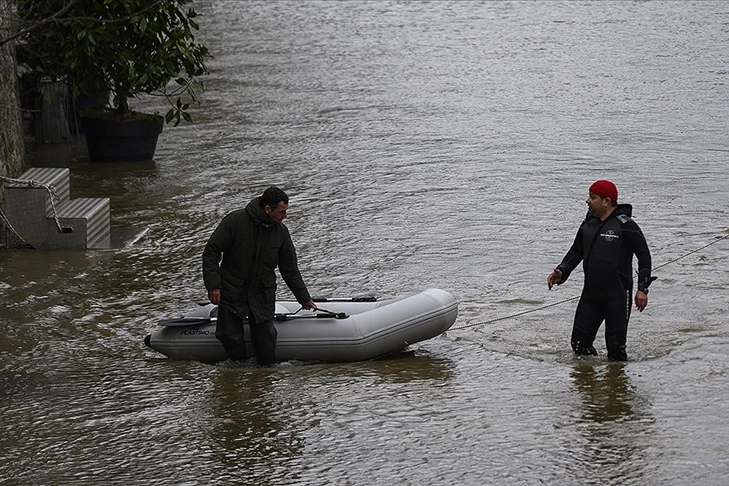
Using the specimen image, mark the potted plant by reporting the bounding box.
[19,0,210,161]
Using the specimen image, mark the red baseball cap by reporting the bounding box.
[589,180,618,202]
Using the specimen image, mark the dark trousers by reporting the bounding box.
[571,288,632,361]
[215,305,278,366]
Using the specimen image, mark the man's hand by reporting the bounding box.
[301,299,318,311]
[547,268,563,290]
[635,290,648,312]
[208,288,221,305]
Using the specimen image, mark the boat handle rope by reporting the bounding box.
[449,230,729,332]
[313,307,348,319]
[275,307,348,321]
[161,308,350,325]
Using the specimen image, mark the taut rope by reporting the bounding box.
[450,231,729,331]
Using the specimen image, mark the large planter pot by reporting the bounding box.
[73,91,111,135]
[82,115,164,162]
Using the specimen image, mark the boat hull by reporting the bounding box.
[145,288,459,363]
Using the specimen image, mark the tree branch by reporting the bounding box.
[0,0,167,47]
[0,0,79,47]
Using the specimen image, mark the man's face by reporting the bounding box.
[586,192,611,218]
[266,201,288,223]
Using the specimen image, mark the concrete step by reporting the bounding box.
[2,167,112,250]
[11,167,71,214]
[56,198,111,249]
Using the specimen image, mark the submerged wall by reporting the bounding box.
[0,0,25,205]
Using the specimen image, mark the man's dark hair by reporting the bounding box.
[260,186,289,208]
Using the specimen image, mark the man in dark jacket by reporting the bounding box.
[547,180,653,361]
[202,186,317,365]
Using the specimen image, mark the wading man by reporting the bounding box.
[546,180,653,361]
[202,186,317,365]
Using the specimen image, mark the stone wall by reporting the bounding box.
[0,0,25,206]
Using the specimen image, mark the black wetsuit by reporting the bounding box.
[556,204,652,361]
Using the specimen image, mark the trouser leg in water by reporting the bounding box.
[248,315,277,366]
[571,289,632,361]
[571,293,600,356]
[215,305,247,361]
[603,289,631,361]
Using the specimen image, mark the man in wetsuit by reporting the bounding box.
[546,180,653,361]
[202,186,317,366]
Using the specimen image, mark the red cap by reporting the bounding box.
[589,180,618,202]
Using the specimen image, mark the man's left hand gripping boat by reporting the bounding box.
[144,288,459,363]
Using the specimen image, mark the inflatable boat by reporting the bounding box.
[144,288,458,363]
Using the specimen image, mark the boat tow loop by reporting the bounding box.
[158,308,348,327]
[274,307,348,321]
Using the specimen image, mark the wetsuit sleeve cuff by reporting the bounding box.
[637,273,657,293]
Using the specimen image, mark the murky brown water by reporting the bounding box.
[2,1,729,484]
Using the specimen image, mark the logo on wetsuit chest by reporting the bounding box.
[600,229,620,242]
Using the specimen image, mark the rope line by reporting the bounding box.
[652,232,729,271]
[0,206,29,246]
[0,176,31,245]
[449,230,729,331]
[451,295,580,331]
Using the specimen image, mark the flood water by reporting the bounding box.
[2,1,729,484]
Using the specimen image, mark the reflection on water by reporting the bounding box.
[309,351,457,384]
[208,369,303,482]
[570,361,654,482]
[572,362,638,423]
[201,353,456,482]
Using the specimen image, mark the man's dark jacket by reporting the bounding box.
[202,197,311,323]
[556,204,653,293]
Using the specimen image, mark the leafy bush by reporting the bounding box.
[19,0,210,125]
